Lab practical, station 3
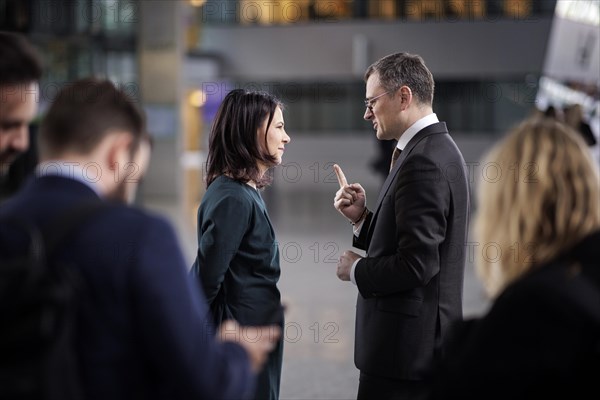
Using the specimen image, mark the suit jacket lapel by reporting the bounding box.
[367,122,449,241]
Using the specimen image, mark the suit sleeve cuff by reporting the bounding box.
[350,258,360,286]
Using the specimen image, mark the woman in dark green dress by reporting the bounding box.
[192,89,290,400]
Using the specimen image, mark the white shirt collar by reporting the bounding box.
[396,113,439,150]
[36,161,102,197]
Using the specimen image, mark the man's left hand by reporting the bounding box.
[337,250,362,281]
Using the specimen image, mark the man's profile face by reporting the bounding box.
[364,73,400,141]
[0,82,39,171]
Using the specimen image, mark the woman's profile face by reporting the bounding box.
[259,106,290,165]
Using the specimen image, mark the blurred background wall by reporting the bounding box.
[2,1,599,398]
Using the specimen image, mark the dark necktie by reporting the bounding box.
[390,147,402,172]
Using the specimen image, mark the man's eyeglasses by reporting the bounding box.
[364,90,391,111]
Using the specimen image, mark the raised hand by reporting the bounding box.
[333,164,367,223]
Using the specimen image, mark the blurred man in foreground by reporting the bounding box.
[0,78,280,400]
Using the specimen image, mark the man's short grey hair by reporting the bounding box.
[365,52,435,106]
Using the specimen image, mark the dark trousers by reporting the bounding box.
[358,372,429,400]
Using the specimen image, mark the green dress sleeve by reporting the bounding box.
[195,192,251,304]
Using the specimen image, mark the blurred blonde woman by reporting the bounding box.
[428,117,600,399]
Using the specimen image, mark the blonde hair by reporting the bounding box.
[474,117,600,297]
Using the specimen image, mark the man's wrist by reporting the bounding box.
[351,207,368,226]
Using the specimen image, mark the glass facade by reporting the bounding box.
[0,0,139,86]
[226,78,537,134]
[1,0,549,136]
[183,0,552,136]
[193,0,556,25]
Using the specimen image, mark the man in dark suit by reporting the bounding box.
[333,53,470,399]
[0,78,280,400]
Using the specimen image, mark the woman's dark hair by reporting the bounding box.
[206,89,283,188]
